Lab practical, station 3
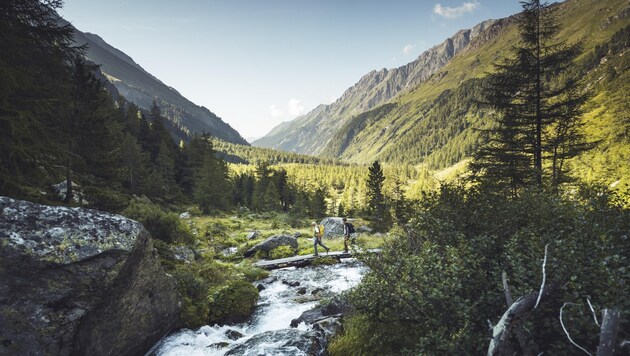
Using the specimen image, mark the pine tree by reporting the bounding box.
[0,0,78,196]
[366,161,390,232]
[472,0,589,191]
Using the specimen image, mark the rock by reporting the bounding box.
[290,296,351,328]
[256,284,266,292]
[245,230,259,240]
[0,196,180,356]
[208,342,230,349]
[51,180,89,205]
[225,329,324,356]
[170,245,195,263]
[225,329,244,340]
[293,231,301,238]
[282,280,300,287]
[319,217,344,238]
[297,287,307,295]
[179,212,191,219]
[357,225,372,233]
[243,234,298,258]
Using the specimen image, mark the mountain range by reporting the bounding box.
[67,21,248,145]
[252,0,629,185]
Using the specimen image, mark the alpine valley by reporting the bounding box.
[254,0,630,186]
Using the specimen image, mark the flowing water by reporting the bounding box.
[151,259,365,356]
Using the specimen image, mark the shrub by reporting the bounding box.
[122,200,194,244]
[269,245,295,259]
[207,280,259,324]
[336,183,630,354]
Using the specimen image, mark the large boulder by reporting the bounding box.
[0,196,180,356]
[320,217,344,238]
[243,234,298,258]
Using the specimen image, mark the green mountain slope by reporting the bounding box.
[68,24,248,145]
[328,0,629,186]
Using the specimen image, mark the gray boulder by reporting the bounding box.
[243,234,298,258]
[0,196,180,356]
[170,245,196,263]
[320,217,344,238]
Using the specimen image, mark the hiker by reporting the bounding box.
[312,221,329,256]
[342,217,355,253]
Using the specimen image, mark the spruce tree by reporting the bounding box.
[366,161,390,232]
[0,0,78,196]
[472,0,589,191]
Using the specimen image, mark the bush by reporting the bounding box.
[335,183,630,354]
[207,280,259,324]
[269,245,295,259]
[122,200,194,244]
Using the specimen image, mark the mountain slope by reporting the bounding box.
[69,25,247,145]
[330,0,629,173]
[252,18,509,154]
[255,0,629,190]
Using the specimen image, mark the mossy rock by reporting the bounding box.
[207,280,259,325]
[269,245,296,259]
[312,256,338,266]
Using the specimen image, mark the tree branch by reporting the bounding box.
[559,302,593,356]
[534,244,548,309]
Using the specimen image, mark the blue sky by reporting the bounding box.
[60,0,523,140]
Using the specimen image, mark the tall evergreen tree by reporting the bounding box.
[472,0,589,190]
[0,0,78,196]
[366,161,390,232]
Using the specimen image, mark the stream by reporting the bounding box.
[150,259,366,355]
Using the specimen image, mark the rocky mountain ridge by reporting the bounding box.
[252,18,509,155]
[68,22,248,145]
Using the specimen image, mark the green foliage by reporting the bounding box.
[366,161,391,232]
[472,0,590,190]
[268,245,296,259]
[122,199,194,244]
[207,280,259,324]
[339,183,629,354]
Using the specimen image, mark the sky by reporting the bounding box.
[59,0,523,140]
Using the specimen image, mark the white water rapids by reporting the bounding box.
[151,259,365,355]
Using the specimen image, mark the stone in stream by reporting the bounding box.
[0,196,180,356]
[225,329,324,356]
[225,329,244,340]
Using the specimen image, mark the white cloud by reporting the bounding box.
[402,44,415,55]
[287,98,305,117]
[269,104,283,118]
[433,1,480,19]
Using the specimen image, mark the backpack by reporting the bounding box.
[318,224,325,238]
[347,223,355,234]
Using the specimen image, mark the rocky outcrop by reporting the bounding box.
[0,197,180,356]
[243,234,298,258]
[253,18,509,156]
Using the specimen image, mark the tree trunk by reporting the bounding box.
[488,282,557,356]
[597,309,621,356]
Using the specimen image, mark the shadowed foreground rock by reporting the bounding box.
[0,196,180,356]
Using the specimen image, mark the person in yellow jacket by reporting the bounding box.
[312,221,329,256]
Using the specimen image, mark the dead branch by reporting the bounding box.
[501,271,535,356]
[559,302,593,356]
[487,282,558,356]
[587,298,599,327]
[534,244,549,309]
[596,309,621,356]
